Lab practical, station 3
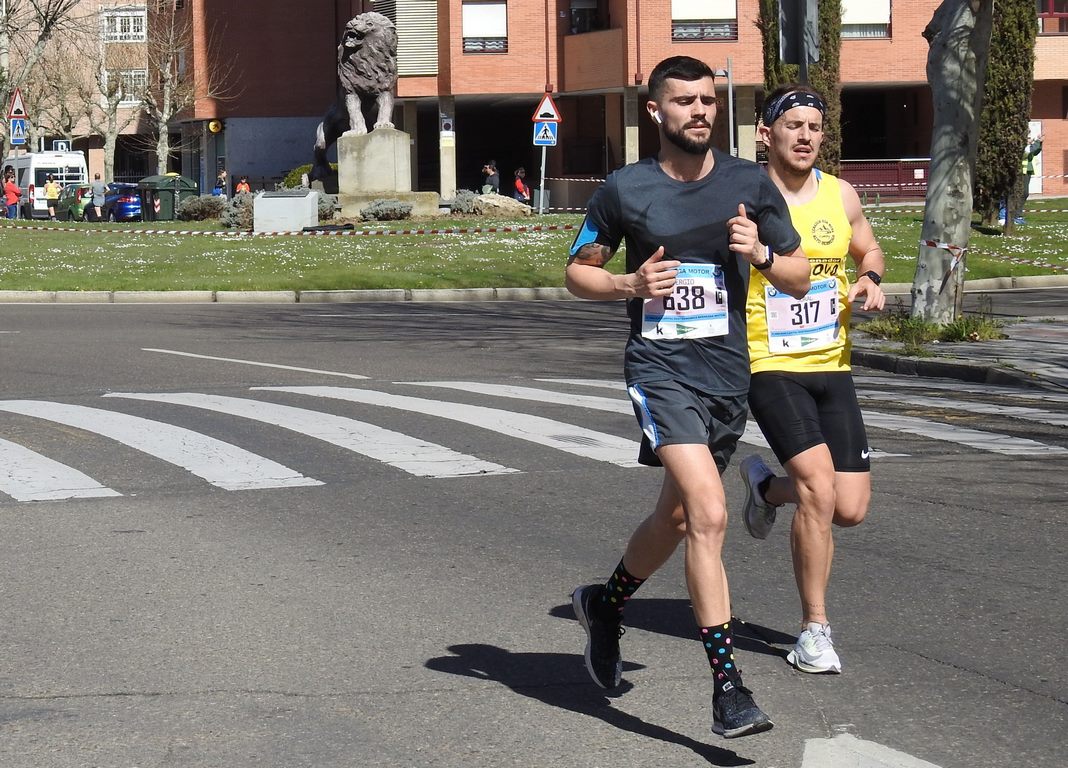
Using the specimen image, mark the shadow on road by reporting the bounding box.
[426,643,753,765]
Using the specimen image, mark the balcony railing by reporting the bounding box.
[671,20,738,42]
[463,37,508,53]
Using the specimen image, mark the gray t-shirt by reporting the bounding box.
[91,180,106,207]
[571,150,800,394]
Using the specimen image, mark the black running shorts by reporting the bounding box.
[627,380,747,472]
[747,370,870,472]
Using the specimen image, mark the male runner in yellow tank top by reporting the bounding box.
[738,84,886,674]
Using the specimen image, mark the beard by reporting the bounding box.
[663,122,714,155]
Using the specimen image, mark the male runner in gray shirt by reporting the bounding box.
[566,56,810,739]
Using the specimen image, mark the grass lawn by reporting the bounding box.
[0,201,1064,292]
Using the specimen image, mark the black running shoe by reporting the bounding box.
[711,681,774,739]
[571,583,624,689]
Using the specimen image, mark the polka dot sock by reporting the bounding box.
[599,559,645,619]
[700,620,741,694]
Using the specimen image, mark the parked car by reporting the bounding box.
[101,182,142,222]
[53,183,94,221]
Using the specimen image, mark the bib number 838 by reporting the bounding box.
[663,285,721,312]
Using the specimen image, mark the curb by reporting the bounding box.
[0,287,579,304]
[851,348,1058,390]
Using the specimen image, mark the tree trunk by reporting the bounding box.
[911,0,993,324]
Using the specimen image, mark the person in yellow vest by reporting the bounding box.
[737,84,885,674]
[44,174,61,220]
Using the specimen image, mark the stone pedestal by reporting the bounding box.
[337,127,439,217]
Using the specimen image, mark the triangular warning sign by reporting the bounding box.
[531,93,561,123]
[7,88,26,119]
[536,123,555,141]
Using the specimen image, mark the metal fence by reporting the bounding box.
[838,159,930,201]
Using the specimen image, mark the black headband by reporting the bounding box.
[763,90,827,126]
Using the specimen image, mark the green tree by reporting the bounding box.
[756,0,842,174]
[973,1,1037,229]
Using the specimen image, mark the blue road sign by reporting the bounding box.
[533,121,558,147]
[9,117,26,145]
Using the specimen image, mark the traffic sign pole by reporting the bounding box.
[530,94,561,215]
[539,146,547,214]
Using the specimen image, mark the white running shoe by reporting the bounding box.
[738,455,778,539]
[787,622,842,674]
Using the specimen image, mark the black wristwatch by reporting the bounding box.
[754,247,774,271]
[862,270,882,285]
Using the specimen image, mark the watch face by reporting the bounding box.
[865,271,882,285]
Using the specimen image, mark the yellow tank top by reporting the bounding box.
[746,171,853,373]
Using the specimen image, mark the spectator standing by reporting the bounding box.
[512,167,532,205]
[90,173,107,221]
[4,169,22,219]
[235,176,251,195]
[481,160,499,194]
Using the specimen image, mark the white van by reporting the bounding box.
[3,151,89,219]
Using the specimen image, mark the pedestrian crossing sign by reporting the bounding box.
[9,117,26,145]
[533,121,558,147]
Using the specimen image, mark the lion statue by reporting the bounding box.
[311,12,398,184]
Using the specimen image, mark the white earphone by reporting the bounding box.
[652,111,663,125]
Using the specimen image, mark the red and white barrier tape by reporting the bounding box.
[0,221,578,238]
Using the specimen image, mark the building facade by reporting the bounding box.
[142,2,1068,200]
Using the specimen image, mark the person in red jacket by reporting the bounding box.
[512,167,532,205]
[3,169,21,219]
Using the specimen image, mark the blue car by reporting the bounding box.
[101,182,142,222]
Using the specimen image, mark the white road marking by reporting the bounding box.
[142,348,370,379]
[856,388,1068,427]
[257,386,644,468]
[802,733,943,768]
[0,400,322,490]
[446,380,905,457]
[403,381,632,412]
[0,437,121,502]
[105,392,516,479]
[861,410,1067,456]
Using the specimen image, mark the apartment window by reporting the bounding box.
[1037,0,1068,33]
[462,1,507,53]
[842,0,891,39]
[102,7,147,42]
[105,69,148,105]
[569,0,608,34]
[671,1,738,41]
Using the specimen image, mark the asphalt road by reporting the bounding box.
[0,301,1064,768]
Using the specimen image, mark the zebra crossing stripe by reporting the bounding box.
[861,410,1067,455]
[0,401,322,490]
[104,392,516,479]
[856,389,1068,428]
[403,381,633,413]
[255,386,643,468]
[0,437,121,502]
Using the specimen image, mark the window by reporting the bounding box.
[842,0,891,39]
[671,0,738,41]
[1037,0,1068,33]
[104,69,148,105]
[462,1,507,53]
[102,7,147,42]
[569,0,608,35]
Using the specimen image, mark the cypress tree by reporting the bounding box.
[756,0,842,175]
[973,1,1037,228]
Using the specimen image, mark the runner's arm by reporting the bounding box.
[565,244,680,301]
[840,180,886,311]
[728,204,810,299]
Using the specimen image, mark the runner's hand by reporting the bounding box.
[728,203,766,265]
[630,246,679,298]
[848,277,886,311]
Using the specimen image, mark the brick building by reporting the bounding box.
[170,1,1067,201]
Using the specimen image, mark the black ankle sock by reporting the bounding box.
[600,559,645,619]
[700,620,741,695]
[757,476,772,501]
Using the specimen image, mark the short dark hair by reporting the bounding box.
[648,56,716,103]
